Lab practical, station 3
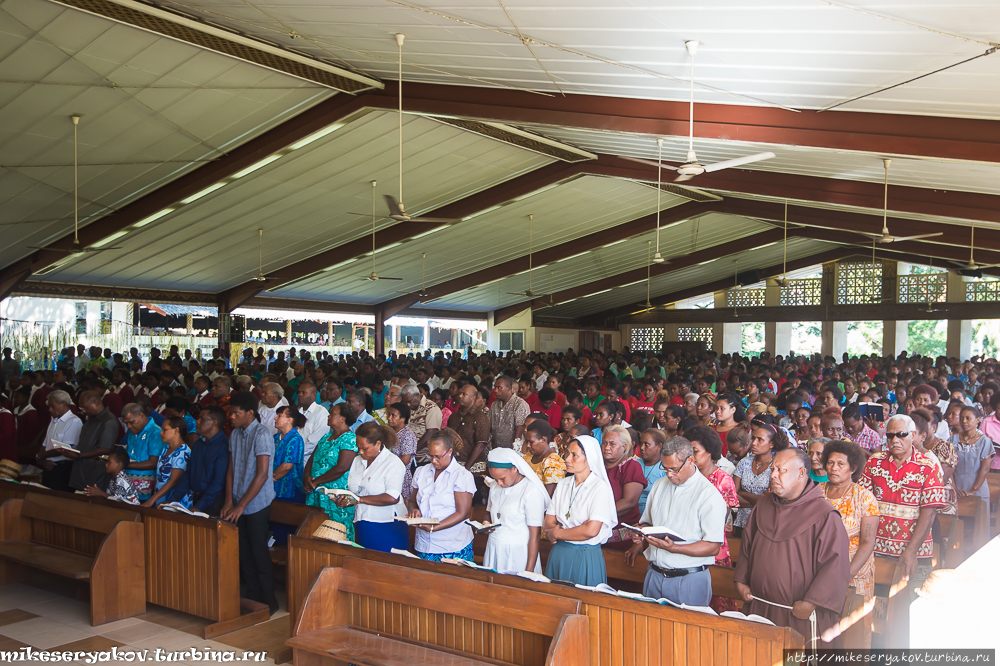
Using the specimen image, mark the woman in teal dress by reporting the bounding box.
[304,402,359,540]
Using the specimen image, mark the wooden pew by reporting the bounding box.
[871,556,908,649]
[268,501,325,569]
[957,496,989,553]
[0,493,144,625]
[285,536,804,666]
[937,514,965,569]
[0,483,264,638]
[288,559,589,666]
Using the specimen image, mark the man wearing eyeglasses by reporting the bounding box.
[624,436,726,607]
[859,414,945,586]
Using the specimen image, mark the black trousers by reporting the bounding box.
[42,461,73,492]
[237,505,278,613]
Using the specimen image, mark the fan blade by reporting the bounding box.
[891,233,943,242]
[948,260,976,270]
[379,277,404,280]
[383,195,405,217]
[674,174,694,182]
[347,212,390,220]
[851,232,884,240]
[702,152,776,173]
[407,216,461,224]
[974,262,1000,270]
[616,156,680,171]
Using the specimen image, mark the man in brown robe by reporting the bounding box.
[734,448,850,643]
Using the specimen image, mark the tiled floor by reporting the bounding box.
[0,580,291,665]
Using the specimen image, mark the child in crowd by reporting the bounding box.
[84,449,139,505]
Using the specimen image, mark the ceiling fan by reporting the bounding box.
[398,253,433,298]
[248,229,281,282]
[618,41,775,183]
[775,201,790,287]
[30,115,124,254]
[949,220,1000,270]
[361,180,403,282]
[381,34,460,225]
[508,215,538,298]
[856,159,942,244]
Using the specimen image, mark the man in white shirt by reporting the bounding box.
[36,390,83,492]
[73,344,88,374]
[625,436,726,607]
[297,380,330,460]
[258,383,289,437]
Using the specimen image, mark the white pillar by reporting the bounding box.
[762,278,792,357]
[882,320,908,359]
[822,321,848,359]
[946,271,971,360]
[423,323,430,351]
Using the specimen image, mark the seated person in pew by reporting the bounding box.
[68,390,118,492]
[143,415,191,507]
[734,448,851,644]
[222,390,279,616]
[84,449,139,505]
[543,435,617,586]
[165,406,229,516]
[405,428,476,562]
[624,436,725,608]
[483,447,548,573]
[334,422,408,553]
[120,402,164,502]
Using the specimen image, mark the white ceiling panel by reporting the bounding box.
[36,110,553,290]
[0,0,331,269]
[268,175,689,302]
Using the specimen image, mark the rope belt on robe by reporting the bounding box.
[750,594,818,662]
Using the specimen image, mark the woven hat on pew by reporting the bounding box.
[312,520,349,542]
[0,460,21,480]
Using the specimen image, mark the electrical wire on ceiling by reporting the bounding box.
[819,46,999,112]
[813,0,998,47]
[381,0,800,111]
[496,0,566,96]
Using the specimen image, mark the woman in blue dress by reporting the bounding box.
[143,416,190,507]
[272,405,306,503]
[305,402,359,540]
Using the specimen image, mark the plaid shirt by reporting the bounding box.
[859,448,945,557]
[850,423,884,452]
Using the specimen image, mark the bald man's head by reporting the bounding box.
[769,448,810,500]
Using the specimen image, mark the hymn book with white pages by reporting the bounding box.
[390,548,421,559]
[719,611,776,625]
[50,440,78,455]
[159,502,210,518]
[465,519,501,534]
[394,516,440,526]
[616,590,717,615]
[621,523,688,542]
[319,488,360,504]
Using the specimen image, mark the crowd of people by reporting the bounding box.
[0,341,994,643]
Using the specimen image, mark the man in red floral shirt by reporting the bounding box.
[859,413,944,581]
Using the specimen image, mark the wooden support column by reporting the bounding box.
[374,308,385,357]
[285,320,292,346]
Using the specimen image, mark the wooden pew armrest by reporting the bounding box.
[293,567,347,635]
[0,500,29,541]
[546,614,589,666]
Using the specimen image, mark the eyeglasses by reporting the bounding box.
[885,432,910,440]
[659,455,691,475]
[429,451,452,462]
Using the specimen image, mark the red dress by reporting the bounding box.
[604,457,647,550]
[707,467,740,613]
[0,409,16,460]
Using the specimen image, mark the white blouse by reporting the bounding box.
[347,446,406,523]
[487,477,545,545]
[412,457,477,554]
[545,473,615,546]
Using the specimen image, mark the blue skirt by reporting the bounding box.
[417,541,474,562]
[355,520,409,553]
[545,541,607,587]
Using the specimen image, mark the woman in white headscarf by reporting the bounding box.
[543,435,618,586]
[483,448,550,573]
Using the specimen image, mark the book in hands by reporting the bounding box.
[394,516,440,526]
[465,519,501,534]
[621,523,687,543]
[159,502,210,518]
[51,441,78,454]
[320,488,361,504]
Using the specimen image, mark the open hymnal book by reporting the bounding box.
[501,570,550,584]
[442,558,495,571]
[621,523,687,542]
[390,548,421,559]
[465,519,501,534]
[394,516,440,526]
[616,590,717,615]
[320,488,360,504]
[23,482,48,490]
[159,502,210,518]
[50,441,78,454]
[720,611,775,625]
[575,583,617,595]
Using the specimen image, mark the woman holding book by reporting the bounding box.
[142,416,190,507]
[405,428,476,561]
[333,422,408,552]
[483,447,549,573]
[304,402,358,541]
[272,406,305,503]
[543,435,618,586]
